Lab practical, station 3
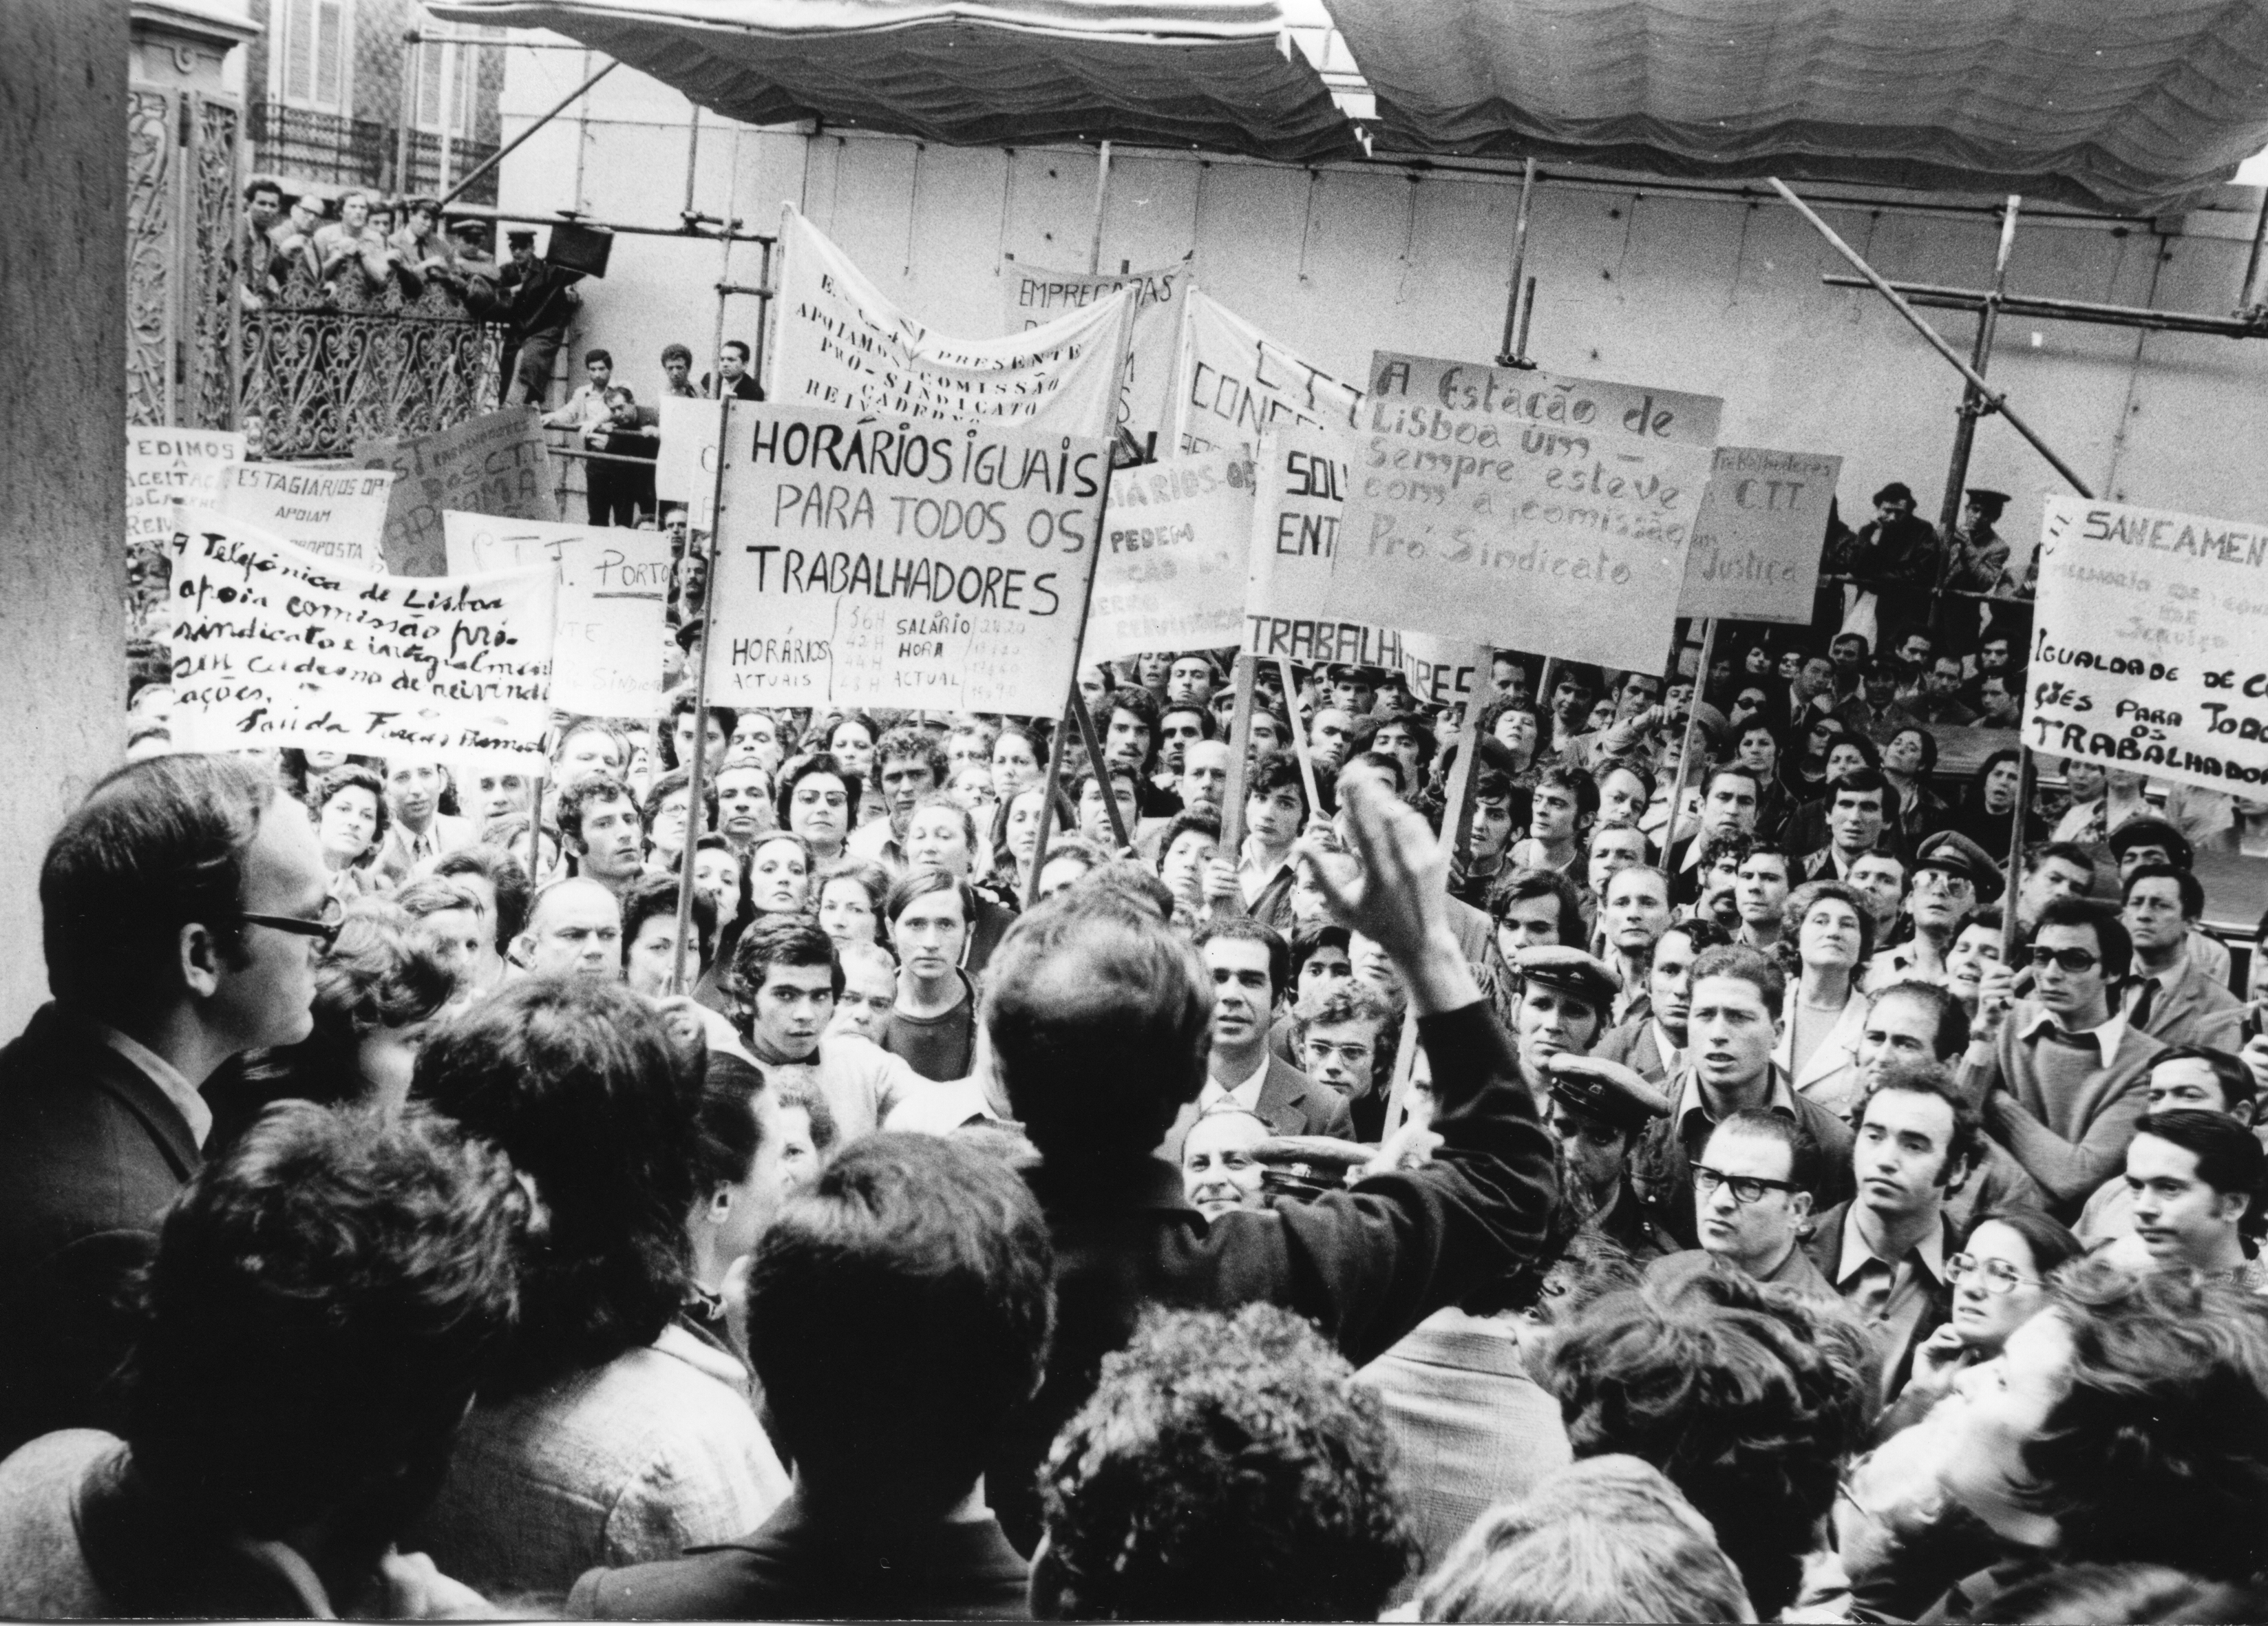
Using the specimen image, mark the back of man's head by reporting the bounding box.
[748,1133,1053,1520]
[1416,1455,1756,1623]
[1538,1276,1872,1618]
[410,976,699,1395]
[123,1101,522,1568]
[42,753,278,1015]
[1034,1303,1415,1620]
[986,896,1210,1168]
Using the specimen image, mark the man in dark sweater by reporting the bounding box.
[982,774,1558,1551]
[567,1135,1042,1619]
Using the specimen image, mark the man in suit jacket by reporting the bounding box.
[1804,1068,1969,1402]
[0,756,330,1456]
[1163,917,1350,1161]
[374,755,478,883]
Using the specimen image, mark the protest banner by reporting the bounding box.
[1677,447,1843,622]
[443,513,670,718]
[127,427,245,551]
[1326,351,1720,672]
[1245,422,1353,624]
[2027,496,2268,794]
[167,509,556,765]
[655,396,721,528]
[354,408,557,576]
[1002,257,1193,455]
[1400,634,1484,708]
[710,406,1109,715]
[217,463,397,571]
[774,209,1129,436]
[1174,291,1364,458]
[1087,451,1253,664]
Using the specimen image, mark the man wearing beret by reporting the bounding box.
[1832,481,1942,648]
[1944,487,2016,596]
[1866,830,1999,987]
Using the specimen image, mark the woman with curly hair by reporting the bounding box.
[308,763,391,905]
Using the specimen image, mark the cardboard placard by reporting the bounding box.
[1326,351,1719,672]
[167,508,555,764]
[353,408,557,576]
[2028,495,2268,794]
[710,405,1109,715]
[217,463,397,572]
[1087,451,1253,663]
[1003,257,1192,456]
[655,394,721,527]
[127,427,245,551]
[1677,447,1842,622]
[443,514,670,719]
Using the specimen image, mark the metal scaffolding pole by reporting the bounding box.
[439,59,619,209]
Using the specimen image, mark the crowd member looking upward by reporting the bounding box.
[1412,1456,1757,1625]
[0,1103,524,1618]
[512,877,623,980]
[407,980,789,1594]
[980,772,1555,1550]
[881,870,979,1084]
[0,756,328,1457]
[1635,944,1856,1247]
[1032,1304,1416,1622]
[1597,917,1726,1085]
[1778,878,1874,1121]
[558,774,646,900]
[1963,896,2164,1217]
[571,1135,1050,1619]
[849,726,948,872]
[1541,1270,1870,1619]
[776,753,858,865]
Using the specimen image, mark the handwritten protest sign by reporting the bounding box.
[1175,291,1363,458]
[127,427,245,551]
[2027,496,2268,794]
[1004,258,1192,455]
[775,209,1129,436]
[712,405,1109,715]
[218,463,396,572]
[354,408,556,576]
[655,397,721,528]
[443,513,668,718]
[167,509,556,764]
[1087,452,1252,664]
[1677,447,1842,622]
[1326,352,1719,671]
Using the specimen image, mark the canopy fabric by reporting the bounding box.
[425,0,1359,162]
[1322,0,2268,213]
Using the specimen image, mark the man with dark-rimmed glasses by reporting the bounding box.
[1962,895,2165,1222]
[0,754,331,1457]
[1644,1109,1838,1302]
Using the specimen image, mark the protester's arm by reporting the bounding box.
[1984,1078,2146,1210]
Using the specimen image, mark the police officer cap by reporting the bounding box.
[1545,1055,1670,1136]
[2107,814,2193,871]
[505,228,537,246]
[1914,830,2004,903]
[1872,481,1916,507]
[1966,487,2011,518]
[1514,947,1619,1019]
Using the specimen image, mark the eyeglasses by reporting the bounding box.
[238,896,345,951]
[1947,1253,2039,1294]
[2028,944,2101,973]
[1691,1163,1799,1205]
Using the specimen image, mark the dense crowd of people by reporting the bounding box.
[8,609,2268,1620]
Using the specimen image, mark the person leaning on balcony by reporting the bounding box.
[391,196,462,301]
[310,189,397,298]
[234,178,285,310]
[500,228,584,409]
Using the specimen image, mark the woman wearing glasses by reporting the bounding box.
[1883,1208,2084,1430]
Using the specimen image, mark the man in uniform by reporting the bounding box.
[496,228,583,408]
[1543,1050,1673,1260]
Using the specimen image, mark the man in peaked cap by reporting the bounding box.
[1544,1052,1674,1260]
[496,226,582,408]
[1867,829,2002,987]
[1509,946,1621,1092]
[2107,814,2195,881]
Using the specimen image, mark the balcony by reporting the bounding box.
[246,101,500,203]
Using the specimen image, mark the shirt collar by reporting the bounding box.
[1673,1062,1797,1132]
[90,1022,211,1149]
[1836,1204,1949,1285]
[1650,1019,1685,1071]
[1201,1050,1271,1112]
[2016,1006,2128,1066]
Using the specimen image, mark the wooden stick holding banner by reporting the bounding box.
[528,775,547,884]
[1025,690,1081,909]
[2001,751,2035,962]
[1274,655,1324,819]
[1021,467,1123,903]
[1212,653,1259,922]
[1661,617,1719,865]
[668,389,734,995]
[1068,682,1133,852]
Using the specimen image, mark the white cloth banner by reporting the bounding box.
[1001,258,1193,456]
[168,508,556,766]
[1088,452,1253,664]
[1174,291,1364,458]
[774,208,1129,436]
[443,514,669,719]
[2030,495,2268,794]
[218,463,397,572]
[712,404,1108,715]
[127,427,245,551]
